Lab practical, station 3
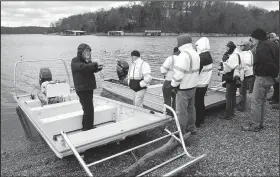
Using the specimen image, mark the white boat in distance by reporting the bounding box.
[14,59,206,177]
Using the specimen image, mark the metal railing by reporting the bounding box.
[60,104,206,176]
[14,59,71,97]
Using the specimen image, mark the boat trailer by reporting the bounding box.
[61,104,206,176]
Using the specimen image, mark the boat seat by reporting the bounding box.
[30,100,80,118]
[41,105,118,136]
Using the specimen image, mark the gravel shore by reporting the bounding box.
[1,91,278,176]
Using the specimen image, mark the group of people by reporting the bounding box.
[70,28,279,136]
[126,34,213,134]
[124,28,279,135]
[218,29,279,132]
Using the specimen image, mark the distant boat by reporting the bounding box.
[61,30,87,36]
[144,30,161,36]
[108,31,124,36]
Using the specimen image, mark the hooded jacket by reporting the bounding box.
[254,40,279,77]
[171,43,200,90]
[160,52,179,81]
[71,43,99,92]
[195,37,213,87]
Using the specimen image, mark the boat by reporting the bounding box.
[101,78,239,113]
[14,59,206,176]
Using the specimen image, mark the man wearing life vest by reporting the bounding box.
[194,37,213,127]
[171,34,200,135]
[236,40,255,112]
[160,47,180,116]
[128,50,152,107]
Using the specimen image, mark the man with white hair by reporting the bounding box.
[236,40,255,112]
[171,34,200,135]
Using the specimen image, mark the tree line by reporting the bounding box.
[1,1,279,35]
[50,1,279,35]
[1,26,50,34]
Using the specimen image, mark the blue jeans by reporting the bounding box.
[251,76,275,126]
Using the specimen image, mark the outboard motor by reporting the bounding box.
[39,68,52,86]
[117,60,129,81]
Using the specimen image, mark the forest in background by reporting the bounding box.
[2,1,279,35]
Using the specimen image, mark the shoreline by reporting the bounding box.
[1,33,249,37]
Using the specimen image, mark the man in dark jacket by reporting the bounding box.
[241,28,279,132]
[267,32,279,105]
[71,43,103,131]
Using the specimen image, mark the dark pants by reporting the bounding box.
[195,86,208,126]
[77,90,94,130]
[162,80,176,115]
[225,82,237,117]
[271,82,279,102]
[238,75,255,110]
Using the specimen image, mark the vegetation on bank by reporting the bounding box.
[1,1,279,35]
[1,26,50,34]
[47,1,279,35]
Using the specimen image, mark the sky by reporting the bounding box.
[1,1,279,27]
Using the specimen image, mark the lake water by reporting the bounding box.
[1,34,248,175]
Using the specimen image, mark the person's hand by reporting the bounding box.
[96,64,103,72]
[171,87,178,94]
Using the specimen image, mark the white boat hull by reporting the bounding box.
[15,92,171,158]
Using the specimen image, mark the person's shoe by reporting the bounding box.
[236,105,245,112]
[241,124,261,132]
[82,126,97,131]
[190,131,197,135]
[219,114,233,120]
[272,104,279,110]
[269,100,279,104]
[267,96,274,101]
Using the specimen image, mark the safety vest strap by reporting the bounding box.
[130,61,145,80]
[170,55,174,70]
[182,51,199,74]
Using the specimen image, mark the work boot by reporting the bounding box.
[236,105,245,112]
[241,123,261,132]
[267,96,274,101]
[269,100,279,105]
[272,104,279,110]
[219,113,233,120]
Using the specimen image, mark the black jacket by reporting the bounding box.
[199,51,213,73]
[254,40,279,77]
[71,44,99,92]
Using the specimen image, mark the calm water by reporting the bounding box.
[1,34,247,175]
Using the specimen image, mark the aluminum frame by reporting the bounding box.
[61,104,206,176]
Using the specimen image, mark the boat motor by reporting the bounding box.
[39,68,52,86]
[117,60,129,81]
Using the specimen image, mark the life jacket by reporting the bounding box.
[128,61,146,92]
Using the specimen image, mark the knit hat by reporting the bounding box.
[173,47,179,53]
[77,43,91,58]
[131,50,140,57]
[226,41,236,48]
[177,34,192,47]
[251,28,267,41]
